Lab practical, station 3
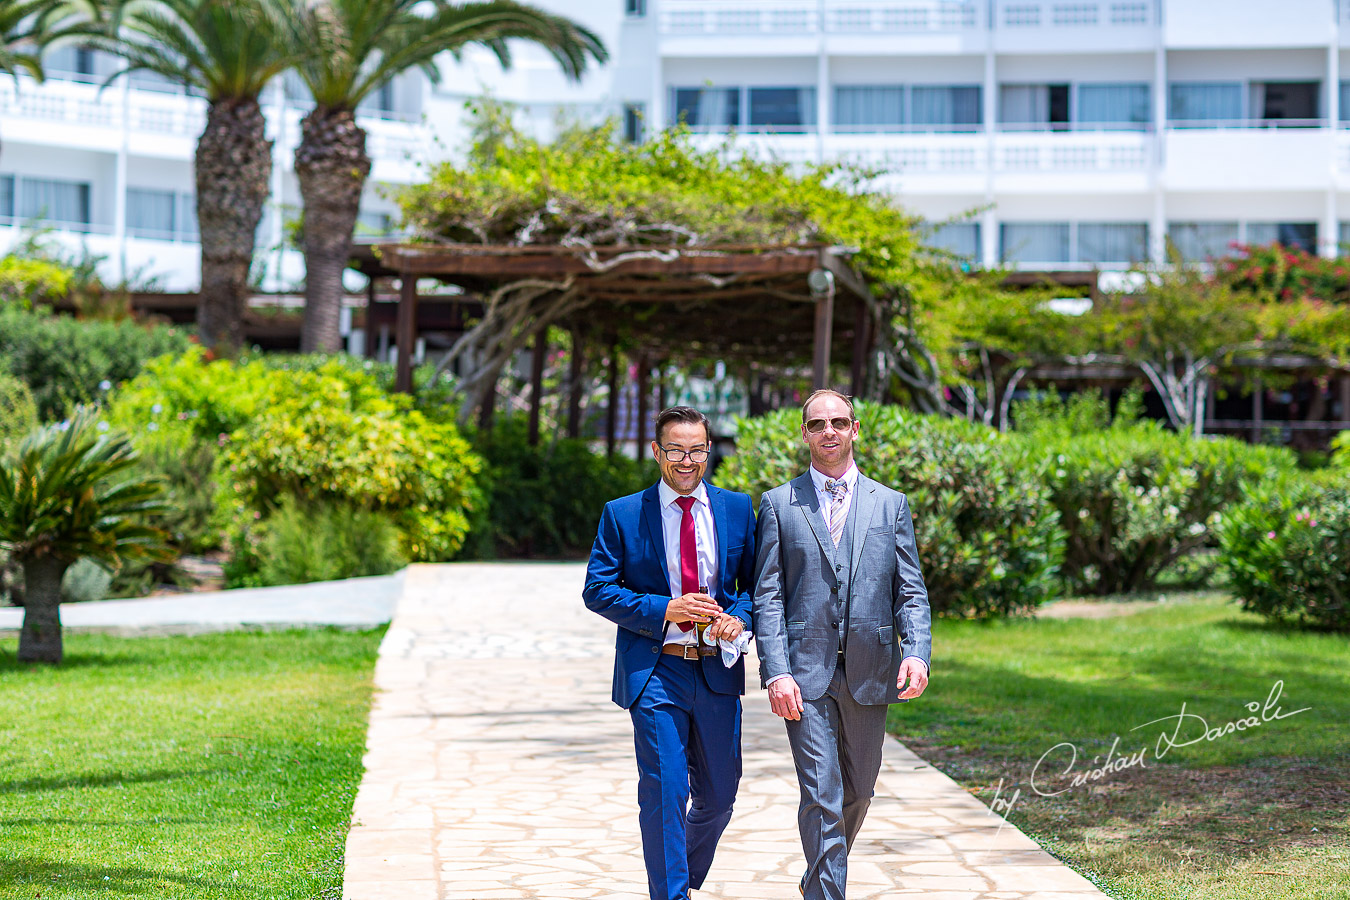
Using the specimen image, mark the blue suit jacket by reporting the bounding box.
[583,481,757,709]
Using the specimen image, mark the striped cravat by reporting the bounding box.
[824,479,849,547]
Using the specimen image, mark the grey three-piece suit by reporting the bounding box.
[753,470,933,900]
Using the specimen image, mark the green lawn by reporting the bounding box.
[892,592,1350,900]
[0,627,385,900]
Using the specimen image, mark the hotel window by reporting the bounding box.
[1077,83,1150,130]
[44,46,95,82]
[1078,223,1148,264]
[670,87,740,130]
[1340,221,1350,250]
[999,84,1069,131]
[1000,222,1071,265]
[18,177,91,230]
[1252,81,1319,125]
[127,188,177,240]
[128,188,197,241]
[626,0,646,16]
[1169,82,1242,127]
[927,222,980,260]
[910,85,981,132]
[357,81,398,119]
[834,86,905,132]
[747,87,816,132]
[623,103,645,143]
[1247,222,1317,252]
[1167,222,1239,261]
[0,175,13,220]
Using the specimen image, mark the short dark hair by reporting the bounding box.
[655,406,712,445]
[801,389,856,423]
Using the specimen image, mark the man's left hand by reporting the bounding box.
[705,613,744,642]
[897,658,929,700]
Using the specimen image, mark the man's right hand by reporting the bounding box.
[665,593,721,625]
[767,676,804,721]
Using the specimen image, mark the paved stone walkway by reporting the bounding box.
[0,572,400,636]
[344,563,1112,900]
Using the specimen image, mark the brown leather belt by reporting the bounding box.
[661,644,718,660]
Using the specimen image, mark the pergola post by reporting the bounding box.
[813,288,834,391]
[605,338,620,459]
[528,327,548,447]
[567,325,585,439]
[395,272,417,395]
[478,363,499,434]
[635,355,650,461]
[364,278,378,360]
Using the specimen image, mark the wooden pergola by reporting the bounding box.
[348,242,880,446]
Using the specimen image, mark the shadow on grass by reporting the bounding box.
[0,648,165,672]
[0,766,214,796]
[0,857,241,895]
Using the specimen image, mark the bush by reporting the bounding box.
[1013,417,1297,596]
[0,306,189,420]
[225,494,408,588]
[465,417,657,558]
[0,371,38,453]
[719,404,1065,619]
[1218,470,1350,630]
[0,255,73,309]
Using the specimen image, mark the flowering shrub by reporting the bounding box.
[1214,242,1350,303]
[1218,471,1350,631]
[719,404,1064,618]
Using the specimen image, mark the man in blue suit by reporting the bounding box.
[584,405,757,900]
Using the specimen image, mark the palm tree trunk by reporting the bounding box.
[297,107,371,354]
[195,98,272,353]
[17,556,71,665]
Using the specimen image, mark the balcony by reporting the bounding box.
[1165,125,1334,191]
[992,0,1156,52]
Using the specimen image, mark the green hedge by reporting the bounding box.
[1218,470,1350,631]
[463,417,657,558]
[1012,419,1296,596]
[0,371,37,453]
[0,306,190,421]
[718,404,1065,618]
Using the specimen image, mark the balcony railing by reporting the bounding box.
[996,0,1152,27]
[1168,118,1328,130]
[660,0,983,34]
[0,77,205,137]
[994,133,1150,171]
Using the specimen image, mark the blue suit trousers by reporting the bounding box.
[629,653,741,900]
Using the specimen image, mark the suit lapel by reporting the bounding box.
[707,483,729,596]
[850,474,880,576]
[640,483,665,575]
[791,473,836,563]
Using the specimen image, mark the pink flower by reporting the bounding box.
[1266,531,1276,539]
[1310,520,1318,527]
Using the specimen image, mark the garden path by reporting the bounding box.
[343,562,1113,900]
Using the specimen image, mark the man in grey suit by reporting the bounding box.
[752,389,932,900]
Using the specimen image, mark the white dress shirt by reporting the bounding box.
[809,463,859,522]
[658,479,719,646]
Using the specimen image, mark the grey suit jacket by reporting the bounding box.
[752,471,932,705]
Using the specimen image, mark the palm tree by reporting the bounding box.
[287,0,606,353]
[71,0,297,352]
[0,411,171,664]
[0,0,61,154]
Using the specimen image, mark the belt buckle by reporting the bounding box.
[682,645,700,660]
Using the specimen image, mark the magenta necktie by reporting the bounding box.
[675,495,699,632]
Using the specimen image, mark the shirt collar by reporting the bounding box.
[809,463,858,494]
[659,478,709,509]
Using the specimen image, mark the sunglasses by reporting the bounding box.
[804,417,855,434]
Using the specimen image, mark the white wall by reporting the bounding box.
[1164,0,1334,49]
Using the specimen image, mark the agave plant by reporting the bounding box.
[0,410,172,664]
[287,0,607,353]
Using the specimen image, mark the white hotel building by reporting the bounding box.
[4,0,1350,288]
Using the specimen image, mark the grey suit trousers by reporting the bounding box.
[785,657,887,900]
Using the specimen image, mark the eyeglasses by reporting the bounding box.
[659,446,710,463]
[804,417,855,434]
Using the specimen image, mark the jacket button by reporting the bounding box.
[830,621,839,629]
[651,646,659,654]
